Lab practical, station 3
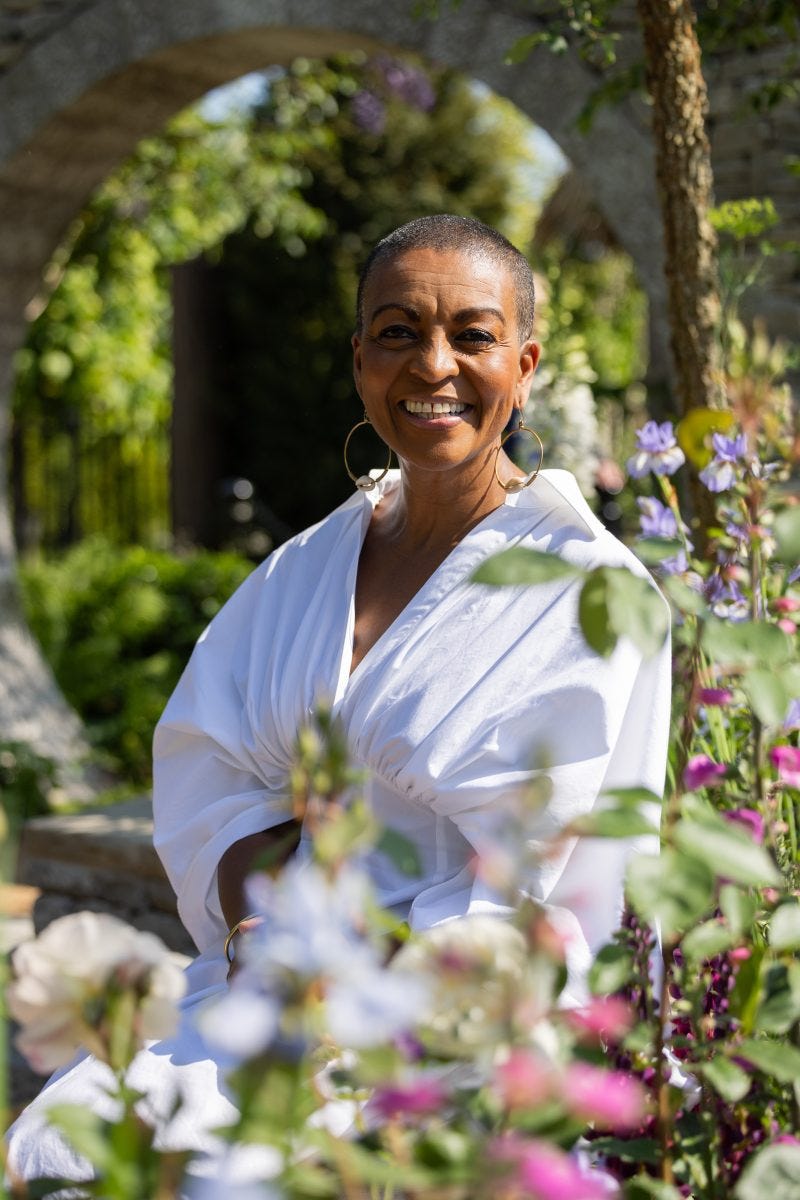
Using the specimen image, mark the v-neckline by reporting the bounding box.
[333,474,516,703]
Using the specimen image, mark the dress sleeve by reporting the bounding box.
[152,566,293,954]
[421,615,672,1006]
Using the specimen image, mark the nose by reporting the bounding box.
[409,331,458,381]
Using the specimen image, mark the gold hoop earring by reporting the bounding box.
[495,421,544,493]
[343,412,393,491]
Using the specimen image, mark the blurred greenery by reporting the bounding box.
[19,541,252,784]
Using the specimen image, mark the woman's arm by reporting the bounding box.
[217,820,302,930]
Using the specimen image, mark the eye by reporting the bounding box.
[376,324,416,341]
[457,328,495,346]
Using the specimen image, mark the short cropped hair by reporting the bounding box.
[355,214,535,339]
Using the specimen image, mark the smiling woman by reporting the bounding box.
[6,216,671,1190]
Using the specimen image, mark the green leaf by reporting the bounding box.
[662,574,708,616]
[602,786,663,808]
[504,31,550,64]
[588,942,635,995]
[682,919,734,961]
[588,1136,658,1165]
[45,1104,112,1171]
[742,668,793,726]
[569,807,659,839]
[728,946,765,1035]
[756,963,800,1035]
[635,537,684,566]
[472,546,579,586]
[720,883,757,938]
[702,619,793,669]
[605,567,670,658]
[736,1038,800,1083]
[624,1179,683,1199]
[774,507,800,563]
[375,827,422,877]
[579,568,616,656]
[770,901,800,951]
[626,848,715,937]
[735,1142,800,1200]
[673,819,781,888]
[698,1054,752,1102]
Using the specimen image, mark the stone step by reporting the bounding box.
[16,796,195,957]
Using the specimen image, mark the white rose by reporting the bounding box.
[8,911,185,1074]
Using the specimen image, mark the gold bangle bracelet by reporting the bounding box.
[224,914,261,964]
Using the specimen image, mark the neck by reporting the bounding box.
[378,449,520,553]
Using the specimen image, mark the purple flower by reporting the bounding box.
[705,573,748,620]
[351,90,386,135]
[637,496,678,538]
[375,57,436,111]
[784,698,800,729]
[789,565,800,585]
[627,421,685,479]
[370,1076,447,1120]
[699,432,750,492]
[723,808,765,845]
[770,745,800,788]
[684,754,728,790]
[699,687,734,707]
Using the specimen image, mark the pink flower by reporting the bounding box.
[723,807,765,844]
[493,1138,614,1200]
[683,754,728,790]
[564,997,633,1045]
[774,597,800,613]
[698,687,733,707]
[561,1063,647,1131]
[494,1049,554,1110]
[371,1077,447,1120]
[730,947,751,962]
[774,1134,800,1146]
[771,745,800,788]
[778,619,797,635]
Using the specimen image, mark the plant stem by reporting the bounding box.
[655,938,676,1185]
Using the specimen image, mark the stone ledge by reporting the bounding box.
[16,796,195,956]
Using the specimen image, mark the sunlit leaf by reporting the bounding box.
[676,407,735,467]
[568,807,659,839]
[701,619,793,669]
[472,547,579,586]
[634,537,683,565]
[682,919,733,961]
[674,819,781,888]
[774,507,800,564]
[578,568,616,657]
[756,963,800,1034]
[698,1055,752,1102]
[736,1038,800,1083]
[588,942,635,995]
[742,667,793,726]
[626,848,715,937]
[770,901,800,952]
[734,1142,800,1200]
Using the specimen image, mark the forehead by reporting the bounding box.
[363,246,517,321]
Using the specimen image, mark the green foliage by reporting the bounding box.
[19,540,251,783]
[0,741,57,834]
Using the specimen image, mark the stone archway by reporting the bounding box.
[1,0,796,764]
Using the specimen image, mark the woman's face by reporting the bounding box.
[352,247,539,481]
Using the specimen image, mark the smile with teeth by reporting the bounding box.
[403,400,468,416]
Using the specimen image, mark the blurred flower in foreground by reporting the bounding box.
[784,698,800,729]
[563,996,634,1045]
[491,1135,617,1199]
[699,687,734,707]
[770,745,800,788]
[683,754,728,791]
[626,421,685,479]
[369,1074,447,1121]
[699,432,750,492]
[7,912,185,1074]
[723,807,765,845]
[560,1063,647,1130]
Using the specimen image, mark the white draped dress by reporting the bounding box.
[7,469,671,1184]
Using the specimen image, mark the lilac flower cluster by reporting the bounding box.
[637,497,693,575]
[374,55,436,111]
[627,421,685,479]
[350,57,436,135]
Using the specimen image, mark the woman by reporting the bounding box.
[8,215,671,1184]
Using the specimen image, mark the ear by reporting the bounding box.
[515,340,540,407]
[352,332,363,398]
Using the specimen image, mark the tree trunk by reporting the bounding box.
[636,0,721,418]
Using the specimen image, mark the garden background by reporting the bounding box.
[1,1,800,1197]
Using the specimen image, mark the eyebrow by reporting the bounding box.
[368,303,507,326]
